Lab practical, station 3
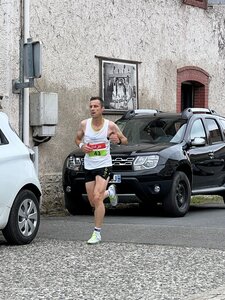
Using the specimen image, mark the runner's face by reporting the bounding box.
[89,100,103,117]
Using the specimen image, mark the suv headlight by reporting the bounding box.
[66,156,82,171]
[133,155,159,170]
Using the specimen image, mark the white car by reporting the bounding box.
[0,112,42,244]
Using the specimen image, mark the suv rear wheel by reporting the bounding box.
[2,189,40,245]
[163,171,191,217]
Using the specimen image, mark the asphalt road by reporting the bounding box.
[1,202,225,300]
[38,202,225,249]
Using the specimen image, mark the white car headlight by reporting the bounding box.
[133,155,159,170]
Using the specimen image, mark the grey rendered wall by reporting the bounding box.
[0,0,21,130]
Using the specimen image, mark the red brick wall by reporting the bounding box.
[183,0,207,9]
[177,66,209,112]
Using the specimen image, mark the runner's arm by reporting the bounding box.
[75,121,85,148]
[109,122,128,145]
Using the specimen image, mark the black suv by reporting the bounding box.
[62,108,225,217]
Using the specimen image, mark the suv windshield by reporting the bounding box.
[116,116,187,144]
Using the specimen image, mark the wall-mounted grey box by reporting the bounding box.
[30,92,58,126]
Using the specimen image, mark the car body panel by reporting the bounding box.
[0,206,11,228]
[188,143,225,189]
[0,112,42,230]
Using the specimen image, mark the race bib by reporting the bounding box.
[87,143,107,157]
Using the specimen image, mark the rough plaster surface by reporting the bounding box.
[0,0,21,130]
[1,0,225,210]
[39,172,64,214]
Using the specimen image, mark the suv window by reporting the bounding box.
[190,119,206,140]
[219,118,225,137]
[205,118,222,143]
[119,117,187,144]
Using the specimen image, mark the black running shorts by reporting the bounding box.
[84,167,112,183]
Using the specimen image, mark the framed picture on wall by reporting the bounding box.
[96,56,140,114]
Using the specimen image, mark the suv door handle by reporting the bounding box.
[208,152,214,159]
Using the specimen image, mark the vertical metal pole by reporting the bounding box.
[22,0,39,176]
[23,0,30,146]
[19,0,23,139]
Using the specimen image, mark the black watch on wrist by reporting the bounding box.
[117,140,121,145]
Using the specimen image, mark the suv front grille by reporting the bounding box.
[112,157,134,171]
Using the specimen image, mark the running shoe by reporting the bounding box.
[87,231,101,244]
[108,184,118,207]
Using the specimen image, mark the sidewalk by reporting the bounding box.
[1,238,225,300]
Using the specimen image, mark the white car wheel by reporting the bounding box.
[2,189,40,245]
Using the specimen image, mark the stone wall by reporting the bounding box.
[39,172,65,215]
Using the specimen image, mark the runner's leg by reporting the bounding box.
[85,180,95,208]
[92,175,109,228]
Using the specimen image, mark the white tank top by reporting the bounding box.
[83,118,112,170]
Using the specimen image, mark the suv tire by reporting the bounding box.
[163,171,191,217]
[2,190,40,245]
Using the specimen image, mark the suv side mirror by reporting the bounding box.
[191,137,206,147]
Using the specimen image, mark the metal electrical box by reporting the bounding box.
[30,92,58,137]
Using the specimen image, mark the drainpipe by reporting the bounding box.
[22,0,39,175]
[19,0,23,140]
[23,0,30,146]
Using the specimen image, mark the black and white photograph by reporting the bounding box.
[100,58,138,112]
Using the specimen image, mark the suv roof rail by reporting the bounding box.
[134,109,158,114]
[122,109,158,119]
[182,107,217,118]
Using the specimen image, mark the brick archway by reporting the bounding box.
[177,66,209,112]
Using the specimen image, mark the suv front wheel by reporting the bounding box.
[65,194,92,215]
[163,171,191,217]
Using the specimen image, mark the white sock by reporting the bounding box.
[94,227,101,233]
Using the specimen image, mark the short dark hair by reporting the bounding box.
[90,96,104,107]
